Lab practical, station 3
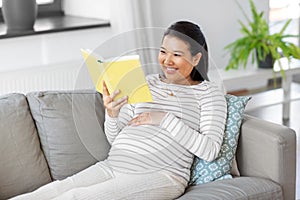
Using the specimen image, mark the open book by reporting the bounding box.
[81,49,153,104]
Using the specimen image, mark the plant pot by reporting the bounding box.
[256,49,274,69]
[2,0,38,33]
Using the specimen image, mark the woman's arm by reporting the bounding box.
[104,104,134,144]
[160,89,227,162]
[102,81,132,144]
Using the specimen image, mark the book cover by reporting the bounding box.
[81,49,153,104]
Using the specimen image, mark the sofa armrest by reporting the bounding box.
[236,114,296,200]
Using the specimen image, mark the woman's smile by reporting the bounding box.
[164,66,178,74]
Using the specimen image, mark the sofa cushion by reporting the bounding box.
[189,94,251,185]
[0,93,51,199]
[27,90,110,180]
[178,177,283,200]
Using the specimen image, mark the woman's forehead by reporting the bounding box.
[161,35,190,52]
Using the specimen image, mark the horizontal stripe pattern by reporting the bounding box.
[105,74,227,182]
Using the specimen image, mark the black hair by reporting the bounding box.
[163,21,209,81]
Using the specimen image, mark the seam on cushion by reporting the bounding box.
[48,91,95,94]
[236,190,283,200]
[26,95,52,181]
[28,90,98,96]
[234,182,283,200]
[35,94,54,180]
[12,96,23,170]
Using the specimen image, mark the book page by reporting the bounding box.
[81,49,153,104]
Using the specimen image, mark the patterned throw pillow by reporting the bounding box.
[189,94,251,185]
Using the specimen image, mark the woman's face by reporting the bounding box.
[158,35,201,85]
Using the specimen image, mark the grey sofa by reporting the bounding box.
[0,91,296,200]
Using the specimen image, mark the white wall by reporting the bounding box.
[0,0,270,71]
[0,0,270,94]
[0,27,113,94]
[0,27,112,72]
[149,0,269,70]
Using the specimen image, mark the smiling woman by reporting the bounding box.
[10,20,228,200]
[160,23,209,86]
[158,36,202,85]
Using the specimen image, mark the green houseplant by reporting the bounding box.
[224,0,300,76]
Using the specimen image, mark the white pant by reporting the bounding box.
[11,160,186,200]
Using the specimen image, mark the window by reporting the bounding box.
[0,0,55,7]
[37,0,55,5]
[269,0,300,46]
[37,0,64,17]
[0,0,63,22]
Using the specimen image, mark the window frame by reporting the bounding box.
[0,0,64,22]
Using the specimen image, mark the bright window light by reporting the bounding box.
[269,0,300,46]
[37,0,54,5]
[269,0,300,21]
[0,0,54,7]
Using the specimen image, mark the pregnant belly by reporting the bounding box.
[107,125,185,173]
[110,125,171,155]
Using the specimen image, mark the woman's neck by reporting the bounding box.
[160,75,200,85]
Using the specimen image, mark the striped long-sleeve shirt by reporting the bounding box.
[104,74,227,183]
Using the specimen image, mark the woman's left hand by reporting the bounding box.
[128,112,167,126]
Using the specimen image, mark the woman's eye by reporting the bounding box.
[174,53,181,57]
[160,50,166,54]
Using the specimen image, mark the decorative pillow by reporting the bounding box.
[189,94,251,185]
[26,90,110,180]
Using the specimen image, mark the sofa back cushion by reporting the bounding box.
[0,93,51,199]
[26,90,110,180]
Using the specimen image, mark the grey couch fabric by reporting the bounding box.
[237,115,297,200]
[0,91,296,200]
[178,177,282,200]
[26,91,110,180]
[0,94,51,200]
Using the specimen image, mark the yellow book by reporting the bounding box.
[81,49,153,104]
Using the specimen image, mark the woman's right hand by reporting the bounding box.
[102,81,128,118]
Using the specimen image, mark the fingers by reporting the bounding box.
[128,112,167,126]
[102,81,121,102]
[103,90,118,105]
[103,90,124,107]
[102,81,110,96]
[109,90,121,100]
[128,116,141,126]
[109,96,128,110]
[104,95,127,108]
[102,83,128,118]
[128,113,150,126]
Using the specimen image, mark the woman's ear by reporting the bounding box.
[192,52,202,66]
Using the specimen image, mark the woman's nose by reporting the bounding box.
[164,54,173,65]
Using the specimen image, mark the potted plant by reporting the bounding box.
[224,0,300,77]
